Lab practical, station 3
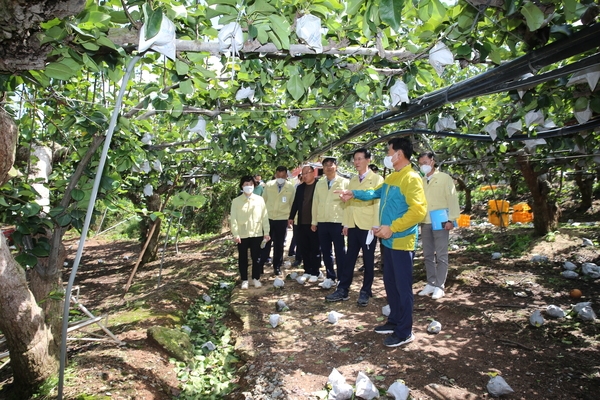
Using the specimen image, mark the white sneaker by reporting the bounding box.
[241,281,249,290]
[418,284,436,296]
[253,279,262,288]
[432,287,445,299]
[308,275,319,283]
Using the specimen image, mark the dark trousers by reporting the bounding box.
[383,247,414,338]
[289,224,302,262]
[297,224,320,276]
[260,219,288,272]
[237,236,262,281]
[339,228,376,295]
[317,222,345,280]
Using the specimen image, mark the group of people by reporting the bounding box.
[229,137,459,347]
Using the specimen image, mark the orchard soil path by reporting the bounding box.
[1,218,599,399]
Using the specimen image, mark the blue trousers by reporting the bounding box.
[383,247,414,338]
[338,228,375,296]
[317,222,345,280]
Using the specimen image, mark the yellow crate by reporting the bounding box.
[489,213,509,227]
[488,199,510,213]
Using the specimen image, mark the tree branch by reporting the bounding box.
[108,28,416,61]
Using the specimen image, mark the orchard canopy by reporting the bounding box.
[0,0,599,229]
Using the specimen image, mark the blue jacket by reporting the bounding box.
[353,165,427,250]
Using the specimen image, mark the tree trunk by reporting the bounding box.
[573,165,594,211]
[0,0,86,72]
[453,175,472,213]
[509,173,520,201]
[0,236,59,396]
[140,193,162,264]
[516,154,560,236]
[30,233,67,344]
[0,108,17,186]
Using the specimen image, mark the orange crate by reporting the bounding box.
[457,215,471,227]
[513,202,531,213]
[512,211,533,223]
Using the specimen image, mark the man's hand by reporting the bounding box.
[234,237,241,244]
[342,226,348,236]
[311,224,317,232]
[374,225,393,239]
[444,221,454,231]
[288,219,294,228]
[264,235,271,242]
[334,189,354,202]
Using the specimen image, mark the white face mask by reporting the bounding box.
[420,164,432,175]
[383,154,395,170]
[276,178,286,185]
[242,185,254,194]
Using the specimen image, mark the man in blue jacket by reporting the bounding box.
[337,137,427,347]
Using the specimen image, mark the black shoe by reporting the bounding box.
[374,322,396,334]
[266,257,272,264]
[325,289,349,302]
[274,268,281,276]
[357,291,369,307]
[292,260,301,267]
[358,265,365,272]
[384,332,415,347]
[288,251,296,257]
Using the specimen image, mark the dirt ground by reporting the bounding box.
[1,211,600,399]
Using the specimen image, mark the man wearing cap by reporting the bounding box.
[416,151,460,300]
[311,157,349,285]
[260,166,295,276]
[289,165,321,281]
[326,148,383,306]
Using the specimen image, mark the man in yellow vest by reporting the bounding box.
[311,157,349,285]
[260,166,295,275]
[417,151,460,300]
[326,148,383,306]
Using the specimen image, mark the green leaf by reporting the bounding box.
[179,79,194,95]
[44,61,76,80]
[346,0,363,15]
[268,15,291,50]
[82,54,100,73]
[252,0,277,14]
[56,214,72,227]
[176,60,190,75]
[71,188,85,201]
[574,97,588,112]
[521,2,545,32]
[96,35,117,50]
[15,253,38,268]
[287,75,305,101]
[32,242,51,257]
[146,10,163,40]
[380,0,404,31]
[455,44,471,56]
[563,0,578,21]
[22,203,42,217]
[0,196,9,207]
